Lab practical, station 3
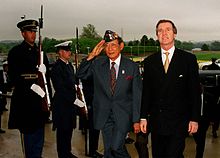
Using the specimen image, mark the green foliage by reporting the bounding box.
[0,42,20,54]
[140,35,148,46]
[77,37,100,54]
[123,46,159,56]
[175,39,182,48]
[201,44,209,51]
[210,41,220,51]
[80,24,102,39]
[42,37,60,53]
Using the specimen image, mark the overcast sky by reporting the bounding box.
[1,0,220,42]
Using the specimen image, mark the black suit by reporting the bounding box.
[141,48,201,157]
[51,59,77,158]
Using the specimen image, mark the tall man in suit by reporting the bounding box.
[140,19,201,158]
[77,30,142,158]
[50,41,78,158]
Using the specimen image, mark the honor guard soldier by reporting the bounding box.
[7,19,51,158]
[51,41,78,158]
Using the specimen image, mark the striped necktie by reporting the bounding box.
[110,62,116,95]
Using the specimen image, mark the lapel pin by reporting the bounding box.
[122,70,125,74]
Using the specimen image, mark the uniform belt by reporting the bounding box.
[21,73,38,79]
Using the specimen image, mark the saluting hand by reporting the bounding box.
[87,40,105,61]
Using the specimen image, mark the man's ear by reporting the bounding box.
[120,42,124,51]
[21,31,25,37]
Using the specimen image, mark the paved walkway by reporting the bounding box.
[1,99,220,157]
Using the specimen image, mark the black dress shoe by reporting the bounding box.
[46,119,52,124]
[213,131,218,138]
[3,108,8,111]
[69,153,78,158]
[0,129,6,133]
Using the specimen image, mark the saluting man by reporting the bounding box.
[77,30,142,158]
[7,19,51,158]
[50,41,78,158]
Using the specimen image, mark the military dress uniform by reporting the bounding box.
[50,41,78,158]
[7,19,50,158]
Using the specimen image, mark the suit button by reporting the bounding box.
[159,109,162,112]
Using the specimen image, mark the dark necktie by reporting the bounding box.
[110,62,116,95]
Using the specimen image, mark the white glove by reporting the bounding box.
[38,64,46,74]
[0,91,2,94]
[74,98,86,107]
[30,84,45,98]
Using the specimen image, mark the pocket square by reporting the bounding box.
[179,74,183,78]
[125,75,133,80]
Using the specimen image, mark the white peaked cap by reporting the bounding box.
[54,40,72,48]
[3,61,8,65]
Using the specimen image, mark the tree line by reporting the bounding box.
[1,24,220,55]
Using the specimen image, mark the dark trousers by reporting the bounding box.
[102,112,130,158]
[212,120,219,132]
[135,132,149,158]
[193,118,210,158]
[151,132,186,158]
[89,128,100,155]
[56,127,74,158]
[88,106,100,155]
[20,127,44,158]
[0,115,2,129]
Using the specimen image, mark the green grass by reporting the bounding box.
[127,51,220,63]
[194,51,220,61]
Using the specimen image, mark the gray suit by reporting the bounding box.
[77,55,142,157]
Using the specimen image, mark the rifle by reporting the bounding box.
[37,5,51,112]
[75,27,89,155]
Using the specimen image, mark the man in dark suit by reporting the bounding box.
[140,19,201,158]
[77,30,142,158]
[50,41,78,158]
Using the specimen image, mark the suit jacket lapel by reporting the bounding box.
[154,52,165,76]
[100,57,111,96]
[114,56,130,96]
[162,49,180,89]
[166,49,178,76]
[114,57,124,95]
